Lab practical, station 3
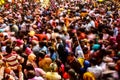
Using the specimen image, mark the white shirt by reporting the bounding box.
[75,45,84,58]
[87,65,103,79]
[90,20,95,28]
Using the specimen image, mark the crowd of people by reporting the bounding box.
[0,0,120,80]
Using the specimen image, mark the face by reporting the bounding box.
[110,50,115,57]
[67,55,74,62]
[67,56,71,61]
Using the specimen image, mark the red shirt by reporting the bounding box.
[35,34,48,41]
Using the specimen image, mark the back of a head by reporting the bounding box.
[68,52,74,57]
[106,49,112,55]
[68,69,76,76]
[27,70,35,79]
[55,59,62,67]
[68,69,78,80]
[6,45,12,54]
[49,63,58,72]
[25,64,34,71]
[38,51,46,59]
[89,58,97,66]
[39,41,45,47]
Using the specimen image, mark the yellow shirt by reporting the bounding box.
[45,72,61,80]
[83,72,95,80]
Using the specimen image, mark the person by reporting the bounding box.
[24,63,46,79]
[45,63,61,80]
[87,58,103,80]
[38,51,52,72]
[3,65,24,80]
[27,70,44,80]
[67,52,81,74]
[62,65,70,79]
[68,69,79,80]
[49,47,57,61]
[3,45,23,70]
[55,59,65,76]
[56,36,67,64]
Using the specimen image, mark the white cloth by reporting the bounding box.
[87,65,103,79]
[75,45,84,58]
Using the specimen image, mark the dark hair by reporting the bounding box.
[106,49,112,55]
[68,69,78,80]
[49,47,55,53]
[6,45,12,54]
[68,52,74,57]
[89,58,97,65]
[83,47,88,54]
[27,70,35,79]
[25,64,34,71]
[39,41,46,47]
[55,59,62,67]
[64,65,71,72]
[38,51,46,59]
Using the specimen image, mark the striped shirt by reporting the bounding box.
[3,52,21,70]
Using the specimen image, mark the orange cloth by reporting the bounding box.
[35,34,48,41]
[78,32,86,40]
[39,57,52,71]
[64,17,70,27]
[64,17,73,27]
[80,12,88,18]
[95,20,99,28]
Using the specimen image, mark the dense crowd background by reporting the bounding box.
[0,0,120,80]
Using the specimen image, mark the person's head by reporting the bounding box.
[56,36,61,43]
[25,64,34,71]
[49,47,55,53]
[31,40,38,46]
[27,70,35,79]
[38,51,46,59]
[54,28,59,33]
[6,45,12,54]
[64,65,71,72]
[49,63,58,72]
[106,49,115,57]
[39,41,46,47]
[89,58,97,66]
[67,52,75,62]
[55,59,62,67]
[68,69,77,79]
